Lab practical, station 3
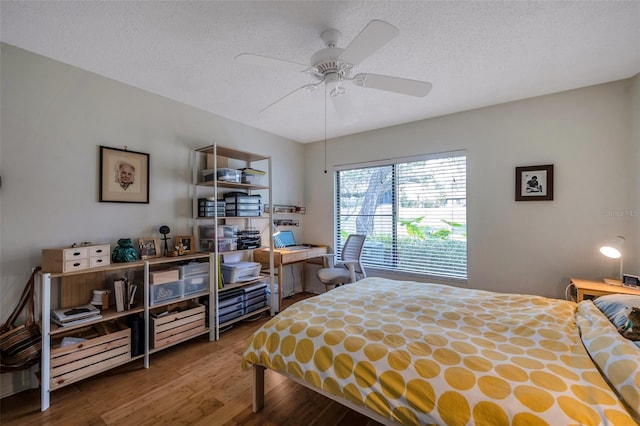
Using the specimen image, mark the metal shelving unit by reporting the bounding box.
[191,144,274,340]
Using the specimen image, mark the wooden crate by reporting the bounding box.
[50,327,131,390]
[151,302,206,349]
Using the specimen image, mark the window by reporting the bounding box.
[335,151,467,280]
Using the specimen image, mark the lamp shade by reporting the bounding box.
[599,235,625,259]
[599,235,625,282]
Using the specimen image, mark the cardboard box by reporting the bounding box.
[150,269,179,284]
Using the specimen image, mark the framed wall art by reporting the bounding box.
[139,238,161,259]
[100,146,150,203]
[515,164,554,201]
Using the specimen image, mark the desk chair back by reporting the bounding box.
[317,234,367,291]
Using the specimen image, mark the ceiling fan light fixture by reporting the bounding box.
[325,72,345,97]
[352,74,367,87]
[330,86,346,97]
[303,84,319,93]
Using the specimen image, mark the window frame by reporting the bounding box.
[334,150,467,283]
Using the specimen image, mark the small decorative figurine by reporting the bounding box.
[112,238,139,263]
[159,225,171,256]
[176,241,186,256]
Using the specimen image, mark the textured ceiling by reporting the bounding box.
[1,1,639,143]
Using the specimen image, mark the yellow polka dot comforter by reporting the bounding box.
[241,278,640,425]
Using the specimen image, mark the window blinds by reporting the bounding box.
[335,152,467,280]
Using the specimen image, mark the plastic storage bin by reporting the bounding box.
[201,168,242,183]
[242,172,266,185]
[199,225,238,239]
[224,193,261,204]
[198,198,225,217]
[218,238,237,252]
[201,169,215,182]
[243,281,269,314]
[173,262,209,278]
[183,273,209,296]
[150,281,182,305]
[219,288,244,308]
[199,238,237,252]
[218,288,245,324]
[217,168,242,182]
[225,203,262,217]
[219,302,244,324]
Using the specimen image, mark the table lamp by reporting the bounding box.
[600,235,625,284]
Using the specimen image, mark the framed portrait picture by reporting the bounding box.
[138,238,161,259]
[100,146,150,203]
[515,164,554,201]
[175,236,195,254]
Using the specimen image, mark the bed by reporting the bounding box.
[241,277,640,425]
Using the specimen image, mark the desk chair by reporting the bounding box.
[317,234,366,291]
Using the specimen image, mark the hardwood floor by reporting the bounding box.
[0,293,384,426]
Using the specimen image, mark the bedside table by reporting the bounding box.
[570,277,640,302]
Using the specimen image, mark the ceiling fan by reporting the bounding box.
[235,20,432,115]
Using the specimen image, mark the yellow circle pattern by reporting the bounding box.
[241,278,639,425]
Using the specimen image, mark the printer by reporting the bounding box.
[220,261,261,284]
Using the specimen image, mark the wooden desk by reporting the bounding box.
[254,246,327,311]
[570,278,640,302]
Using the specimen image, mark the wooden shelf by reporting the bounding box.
[219,276,268,293]
[43,252,209,278]
[49,306,145,336]
[195,217,267,222]
[195,145,269,162]
[195,180,269,191]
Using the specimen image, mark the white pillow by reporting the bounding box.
[593,294,640,328]
[593,294,640,348]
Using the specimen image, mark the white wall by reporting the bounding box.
[303,77,638,297]
[632,75,640,274]
[0,43,304,396]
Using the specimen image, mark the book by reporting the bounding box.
[52,314,102,327]
[240,167,266,175]
[51,304,100,323]
[114,279,125,312]
[128,284,137,306]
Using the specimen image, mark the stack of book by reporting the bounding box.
[51,304,101,327]
[114,277,137,312]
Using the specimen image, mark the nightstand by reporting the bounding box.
[570,278,640,302]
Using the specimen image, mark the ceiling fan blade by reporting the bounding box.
[259,82,322,114]
[338,20,399,66]
[235,53,310,72]
[352,73,432,97]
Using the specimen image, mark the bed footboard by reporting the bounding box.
[253,365,265,412]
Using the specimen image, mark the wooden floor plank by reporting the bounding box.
[1,294,382,426]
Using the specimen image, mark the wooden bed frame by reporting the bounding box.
[252,365,395,425]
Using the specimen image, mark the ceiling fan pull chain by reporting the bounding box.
[324,84,328,174]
